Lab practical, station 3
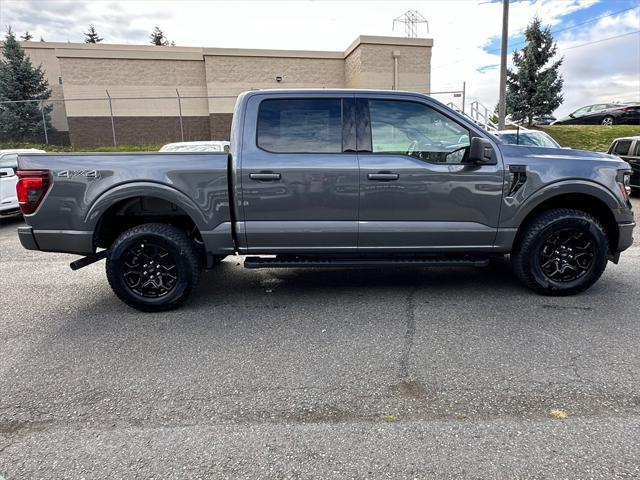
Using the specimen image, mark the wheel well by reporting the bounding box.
[513,193,619,254]
[94,196,203,250]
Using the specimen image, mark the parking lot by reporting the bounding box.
[0,199,638,478]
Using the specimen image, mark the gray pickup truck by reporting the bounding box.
[17,90,635,311]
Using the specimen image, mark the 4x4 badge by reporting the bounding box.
[58,169,98,178]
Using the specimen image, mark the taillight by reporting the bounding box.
[16,170,50,214]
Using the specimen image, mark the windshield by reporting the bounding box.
[496,132,560,148]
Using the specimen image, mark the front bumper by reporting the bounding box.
[617,221,635,253]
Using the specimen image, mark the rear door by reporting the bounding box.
[239,94,359,252]
[356,95,504,251]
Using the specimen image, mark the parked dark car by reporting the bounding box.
[532,115,556,126]
[552,103,640,126]
[608,136,640,195]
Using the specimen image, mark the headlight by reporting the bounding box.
[617,170,632,202]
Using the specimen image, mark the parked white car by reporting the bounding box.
[159,141,230,153]
[0,149,45,215]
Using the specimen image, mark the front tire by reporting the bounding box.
[511,208,609,296]
[106,223,202,312]
[601,116,614,126]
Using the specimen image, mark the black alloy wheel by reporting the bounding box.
[538,228,595,283]
[122,241,178,298]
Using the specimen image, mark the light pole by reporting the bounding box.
[498,0,509,130]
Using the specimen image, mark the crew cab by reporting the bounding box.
[16,90,635,311]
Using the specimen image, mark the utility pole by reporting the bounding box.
[498,0,509,130]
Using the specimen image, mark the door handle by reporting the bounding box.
[250,172,281,181]
[367,172,399,181]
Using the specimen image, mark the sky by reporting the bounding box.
[0,0,638,117]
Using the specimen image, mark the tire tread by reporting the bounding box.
[511,208,608,296]
[106,223,201,312]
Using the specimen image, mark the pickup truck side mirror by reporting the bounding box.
[468,137,497,165]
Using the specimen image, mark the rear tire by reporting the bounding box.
[600,116,614,126]
[106,223,202,312]
[511,208,608,296]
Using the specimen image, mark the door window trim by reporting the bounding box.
[254,97,356,155]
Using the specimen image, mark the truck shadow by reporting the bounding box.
[189,255,526,308]
[0,213,24,227]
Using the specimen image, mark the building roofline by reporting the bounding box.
[15,35,432,61]
[343,35,433,57]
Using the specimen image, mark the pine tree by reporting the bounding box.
[84,25,103,44]
[149,26,169,46]
[20,31,33,41]
[0,28,54,141]
[506,16,564,126]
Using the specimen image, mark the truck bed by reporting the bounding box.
[17,152,234,255]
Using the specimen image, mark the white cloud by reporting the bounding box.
[0,0,637,117]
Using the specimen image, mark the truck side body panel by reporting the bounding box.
[17,152,232,255]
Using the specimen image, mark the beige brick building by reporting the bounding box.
[19,36,433,146]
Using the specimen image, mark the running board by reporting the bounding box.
[244,255,490,269]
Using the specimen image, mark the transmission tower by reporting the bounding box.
[393,10,429,38]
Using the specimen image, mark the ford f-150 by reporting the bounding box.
[16,90,635,311]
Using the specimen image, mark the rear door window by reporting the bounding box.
[257,98,343,153]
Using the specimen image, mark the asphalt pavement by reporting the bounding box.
[1,199,639,479]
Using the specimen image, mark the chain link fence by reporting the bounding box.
[0,93,238,147]
[0,89,465,147]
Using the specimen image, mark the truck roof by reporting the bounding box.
[240,88,430,97]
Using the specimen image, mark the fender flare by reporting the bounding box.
[505,179,622,228]
[85,181,210,232]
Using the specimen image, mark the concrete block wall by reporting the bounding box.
[17,36,432,146]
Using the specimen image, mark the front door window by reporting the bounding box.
[368,100,470,164]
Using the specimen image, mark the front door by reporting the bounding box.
[239,95,359,252]
[356,96,504,251]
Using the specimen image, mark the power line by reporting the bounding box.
[560,30,639,51]
[431,5,639,70]
[495,5,639,55]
